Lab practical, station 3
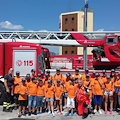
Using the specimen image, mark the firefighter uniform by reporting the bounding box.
[3,73,14,112]
[76,85,90,118]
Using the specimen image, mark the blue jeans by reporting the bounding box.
[46,98,54,102]
[37,96,44,107]
[28,95,37,107]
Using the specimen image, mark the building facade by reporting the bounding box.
[59,8,93,55]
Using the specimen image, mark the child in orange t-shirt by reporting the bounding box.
[55,79,63,115]
[44,74,49,87]
[14,71,22,110]
[104,76,114,114]
[65,80,76,116]
[27,77,38,116]
[36,80,45,114]
[30,69,37,79]
[91,73,103,114]
[63,73,71,109]
[45,80,55,117]
[74,77,78,90]
[18,77,28,117]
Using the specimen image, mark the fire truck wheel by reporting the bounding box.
[0,83,5,105]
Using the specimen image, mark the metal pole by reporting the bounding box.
[83,0,88,70]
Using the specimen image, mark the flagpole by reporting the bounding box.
[83,0,88,70]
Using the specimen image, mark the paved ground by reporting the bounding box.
[0,106,120,120]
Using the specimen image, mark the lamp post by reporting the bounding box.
[83,0,88,70]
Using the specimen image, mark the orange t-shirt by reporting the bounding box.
[26,81,32,87]
[81,74,87,81]
[101,76,107,83]
[72,74,81,79]
[27,82,37,96]
[103,81,114,91]
[55,85,63,98]
[91,78,103,95]
[48,75,52,80]
[67,85,75,98]
[46,85,55,98]
[14,77,22,94]
[74,84,78,91]
[44,79,48,87]
[111,77,115,83]
[30,75,37,79]
[41,78,45,83]
[37,85,45,97]
[52,74,64,85]
[64,80,70,92]
[84,80,92,98]
[18,84,27,100]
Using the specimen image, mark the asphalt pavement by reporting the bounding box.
[0,106,120,120]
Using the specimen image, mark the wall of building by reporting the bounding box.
[59,10,93,55]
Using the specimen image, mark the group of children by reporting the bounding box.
[13,68,120,118]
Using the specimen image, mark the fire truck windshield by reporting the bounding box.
[106,37,117,44]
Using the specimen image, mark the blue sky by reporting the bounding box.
[0,0,120,53]
[0,0,120,31]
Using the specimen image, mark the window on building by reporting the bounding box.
[78,60,81,64]
[65,51,68,55]
[65,18,68,24]
[65,29,68,31]
[72,29,74,31]
[71,51,74,54]
[72,17,74,23]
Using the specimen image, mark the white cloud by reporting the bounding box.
[97,29,104,31]
[0,21,23,30]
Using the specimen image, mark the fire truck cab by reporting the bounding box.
[0,42,44,104]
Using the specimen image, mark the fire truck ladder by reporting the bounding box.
[0,31,120,46]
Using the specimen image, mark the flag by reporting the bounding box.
[85,0,89,8]
[81,13,85,18]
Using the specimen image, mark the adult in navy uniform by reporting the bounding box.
[3,67,14,112]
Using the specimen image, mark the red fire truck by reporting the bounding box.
[0,42,45,104]
[71,33,120,70]
[50,55,93,69]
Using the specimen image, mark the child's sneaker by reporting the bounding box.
[56,110,60,114]
[18,114,21,118]
[104,110,107,114]
[36,111,40,114]
[40,111,42,114]
[98,109,102,114]
[71,112,74,116]
[61,111,64,115]
[22,113,26,116]
[48,111,51,114]
[110,110,112,114]
[52,112,55,117]
[94,109,97,113]
[65,113,69,116]
[28,112,31,116]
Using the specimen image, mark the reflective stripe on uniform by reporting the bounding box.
[7,103,11,108]
[3,102,7,107]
